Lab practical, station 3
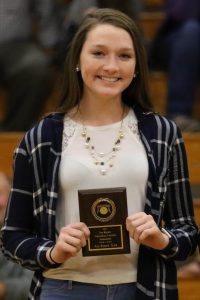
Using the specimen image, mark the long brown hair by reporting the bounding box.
[58,8,153,113]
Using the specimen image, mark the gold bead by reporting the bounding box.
[82,131,86,137]
[100,169,107,175]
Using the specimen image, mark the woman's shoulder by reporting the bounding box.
[136,108,181,143]
[30,112,64,135]
[150,112,177,128]
[39,112,65,128]
[135,106,178,132]
[148,112,183,145]
[19,113,65,151]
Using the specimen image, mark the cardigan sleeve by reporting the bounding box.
[1,124,61,271]
[158,124,198,260]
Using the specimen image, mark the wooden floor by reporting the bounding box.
[178,276,200,300]
[0,132,24,177]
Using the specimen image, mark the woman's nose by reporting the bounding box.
[103,56,119,73]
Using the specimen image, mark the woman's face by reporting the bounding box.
[79,24,136,102]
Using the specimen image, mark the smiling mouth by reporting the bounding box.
[98,76,120,82]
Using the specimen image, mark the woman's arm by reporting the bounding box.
[159,124,198,260]
[1,130,59,271]
[126,121,198,260]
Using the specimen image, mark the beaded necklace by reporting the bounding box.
[81,109,125,175]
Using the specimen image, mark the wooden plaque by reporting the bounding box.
[78,187,130,256]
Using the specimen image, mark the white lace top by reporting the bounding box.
[43,109,149,284]
[62,108,140,152]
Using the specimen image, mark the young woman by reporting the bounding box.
[1,8,198,300]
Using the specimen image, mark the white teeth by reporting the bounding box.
[100,76,119,82]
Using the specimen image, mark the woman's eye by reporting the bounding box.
[93,51,104,57]
[119,54,131,59]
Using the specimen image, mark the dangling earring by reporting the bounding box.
[76,65,80,72]
[133,73,137,78]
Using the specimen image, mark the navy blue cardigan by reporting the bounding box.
[1,106,198,299]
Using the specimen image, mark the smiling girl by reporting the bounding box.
[1,8,198,300]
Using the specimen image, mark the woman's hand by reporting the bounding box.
[46,222,90,264]
[126,212,169,250]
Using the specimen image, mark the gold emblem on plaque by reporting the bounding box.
[91,197,116,222]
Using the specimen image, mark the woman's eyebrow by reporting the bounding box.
[90,44,134,52]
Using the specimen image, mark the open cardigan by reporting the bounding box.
[1,105,198,299]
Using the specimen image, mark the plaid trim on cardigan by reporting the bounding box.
[1,106,198,300]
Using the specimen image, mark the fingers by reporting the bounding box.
[70,222,90,240]
[60,222,90,248]
[126,212,158,244]
[50,222,90,263]
[126,212,169,250]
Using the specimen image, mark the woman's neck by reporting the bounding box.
[75,100,128,126]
